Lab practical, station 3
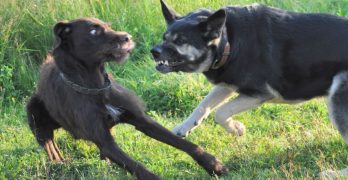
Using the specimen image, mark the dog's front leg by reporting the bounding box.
[97,135,160,180]
[124,115,228,176]
[215,94,269,134]
[173,85,236,137]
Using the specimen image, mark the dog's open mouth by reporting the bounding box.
[112,48,132,58]
[111,42,135,63]
[155,60,186,73]
[155,60,185,67]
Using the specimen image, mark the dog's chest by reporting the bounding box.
[105,104,123,123]
[266,84,305,104]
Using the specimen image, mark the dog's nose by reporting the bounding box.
[115,31,132,42]
[151,46,162,59]
[120,34,132,42]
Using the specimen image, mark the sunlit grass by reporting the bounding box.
[1,0,348,179]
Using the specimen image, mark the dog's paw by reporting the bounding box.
[197,151,229,177]
[318,168,348,179]
[137,171,161,180]
[318,170,337,180]
[172,123,192,137]
[212,160,229,177]
[223,119,246,136]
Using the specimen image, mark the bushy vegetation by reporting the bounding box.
[1,0,348,179]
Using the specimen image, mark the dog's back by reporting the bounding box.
[204,4,348,100]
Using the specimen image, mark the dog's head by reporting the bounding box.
[53,18,134,65]
[151,0,226,73]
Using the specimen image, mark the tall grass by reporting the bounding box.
[1,0,348,179]
[1,0,348,112]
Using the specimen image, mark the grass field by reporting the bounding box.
[1,0,348,179]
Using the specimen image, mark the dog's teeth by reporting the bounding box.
[156,61,169,65]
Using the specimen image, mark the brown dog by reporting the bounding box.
[26,18,228,179]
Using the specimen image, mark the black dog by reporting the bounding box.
[26,18,228,179]
[152,0,348,177]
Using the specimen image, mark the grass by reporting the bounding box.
[1,0,348,179]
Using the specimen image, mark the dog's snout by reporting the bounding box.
[151,46,162,59]
[120,34,132,42]
[114,31,132,42]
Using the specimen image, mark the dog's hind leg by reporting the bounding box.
[320,72,348,178]
[122,115,229,177]
[26,95,64,162]
[173,85,238,137]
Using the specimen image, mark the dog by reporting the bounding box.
[26,18,228,179]
[152,0,348,177]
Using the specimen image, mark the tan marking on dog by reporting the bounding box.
[215,95,265,135]
[208,37,221,46]
[175,43,202,61]
[172,85,236,136]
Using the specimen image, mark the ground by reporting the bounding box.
[1,0,348,179]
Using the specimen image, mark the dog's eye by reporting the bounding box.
[90,25,104,36]
[174,38,186,45]
[90,29,97,35]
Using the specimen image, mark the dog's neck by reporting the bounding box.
[59,72,111,95]
[211,28,231,70]
[53,48,108,90]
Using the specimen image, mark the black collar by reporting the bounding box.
[60,73,111,95]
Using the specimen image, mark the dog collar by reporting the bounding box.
[60,73,111,95]
[211,43,230,70]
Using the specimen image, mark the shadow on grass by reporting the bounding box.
[3,139,346,179]
[0,146,132,179]
[225,137,348,178]
[1,144,210,179]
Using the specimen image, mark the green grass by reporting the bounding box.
[1,0,348,179]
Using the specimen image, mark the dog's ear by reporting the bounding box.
[200,9,226,40]
[53,21,71,48]
[160,0,180,25]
